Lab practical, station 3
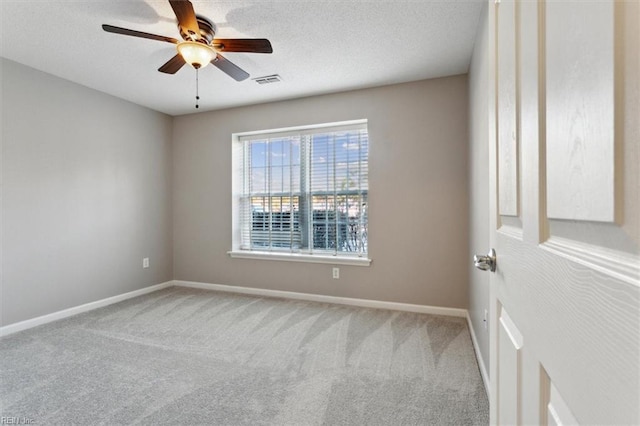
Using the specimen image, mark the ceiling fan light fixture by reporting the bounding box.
[177,41,215,69]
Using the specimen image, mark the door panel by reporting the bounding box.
[497,306,523,425]
[497,0,519,217]
[545,0,615,222]
[547,382,579,426]
[489,0,640,424]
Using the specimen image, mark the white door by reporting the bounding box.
[484,0,639,424]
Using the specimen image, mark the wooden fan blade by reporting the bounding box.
[212,39,273,54]
[211,54,249,81]
[158,54,186,74]
[102,24,178,44]
[169,0,200,40]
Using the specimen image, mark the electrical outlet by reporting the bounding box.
[332,267,340,279]
[483,309,488,330]
[143,257,150,269]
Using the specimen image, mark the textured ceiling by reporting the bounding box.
[0,0,484,116]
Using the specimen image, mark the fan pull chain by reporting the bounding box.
[195,68,200,109]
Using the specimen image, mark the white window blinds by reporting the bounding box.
[236,121,369,257]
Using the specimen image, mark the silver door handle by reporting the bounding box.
[474,248,496,272]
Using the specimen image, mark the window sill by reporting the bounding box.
[227,250,372,266]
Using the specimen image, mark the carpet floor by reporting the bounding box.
[1,287,489,425]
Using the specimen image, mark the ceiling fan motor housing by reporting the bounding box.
[180,15,217,44]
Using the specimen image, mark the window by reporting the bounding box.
[231,120,370,265]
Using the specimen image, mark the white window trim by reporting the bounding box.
[231,119,371,266]
[227,250,371,266]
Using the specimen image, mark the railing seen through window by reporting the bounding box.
[238,121,369,257]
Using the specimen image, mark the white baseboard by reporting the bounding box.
[466,311,491,398]
[0,281,173,337]
[173,280,468,318]
[1,278,471,341]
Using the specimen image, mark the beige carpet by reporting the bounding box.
[1,287,488,425]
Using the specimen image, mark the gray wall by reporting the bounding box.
[467,5,490,376]
[173,76,470,308]
[1,58,173,326]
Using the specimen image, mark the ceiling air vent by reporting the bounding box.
[253,74,282,85]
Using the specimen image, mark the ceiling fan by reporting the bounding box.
[102,0,273,82]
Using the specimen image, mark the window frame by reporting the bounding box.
[230,119,371,266]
